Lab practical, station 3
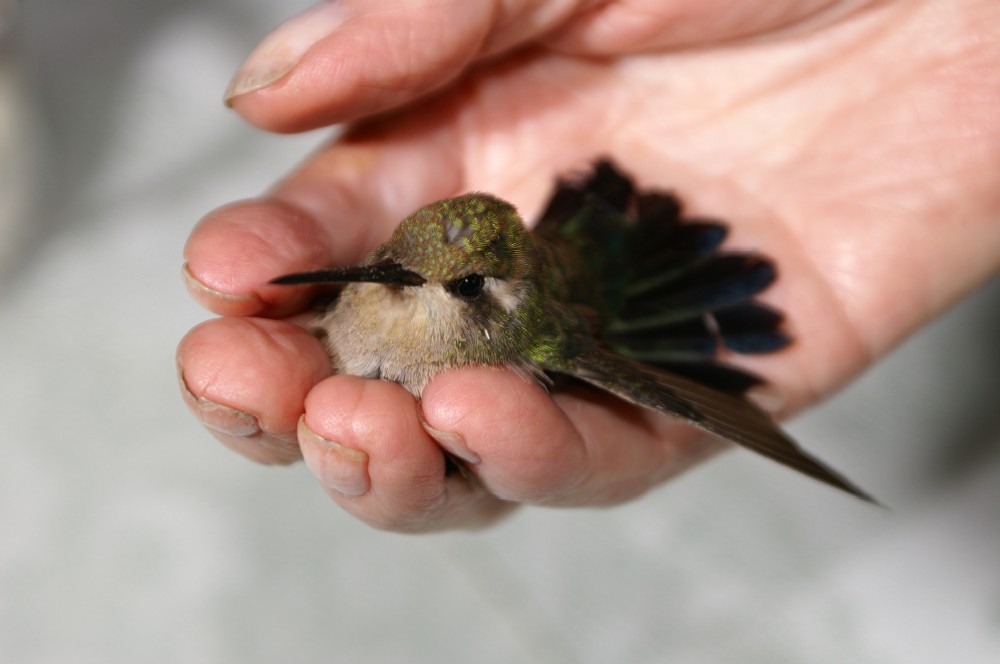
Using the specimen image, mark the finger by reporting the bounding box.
[223,0,845,132]
[420,366,725,506]
[183,198,342,317]
[183,118,463,317]
[299,374,515,532]
[223,0,589,131]
[177,316,333,464]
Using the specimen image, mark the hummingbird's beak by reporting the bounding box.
[269,260,426,287]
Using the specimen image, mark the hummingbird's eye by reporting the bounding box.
[450,274,485,298]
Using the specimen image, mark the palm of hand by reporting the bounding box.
[180,1,1000,530]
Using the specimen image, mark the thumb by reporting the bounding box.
[223,0,587,132]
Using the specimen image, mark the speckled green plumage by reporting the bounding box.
[371,195,533,283]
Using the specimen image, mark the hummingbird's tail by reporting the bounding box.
[537,159,791,394]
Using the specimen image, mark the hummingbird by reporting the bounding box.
[271,160,874,503]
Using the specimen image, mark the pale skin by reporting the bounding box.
[178,0,1000,531]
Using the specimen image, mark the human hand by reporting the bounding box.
[178,0,1000,531]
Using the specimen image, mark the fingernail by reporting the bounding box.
[420,417,480,465]
[178,369,261,437]
[298,416,370,496]
[224,2,350,104]
[182,263,261,305]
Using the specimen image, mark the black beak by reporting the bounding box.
[269,260,426,287]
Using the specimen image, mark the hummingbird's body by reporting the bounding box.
[273,160,874,502]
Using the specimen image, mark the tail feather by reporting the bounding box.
[627,222,729,293]
[534,159,790,396]
[619,254,777,324]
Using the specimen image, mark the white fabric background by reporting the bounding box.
[2,2,999,662]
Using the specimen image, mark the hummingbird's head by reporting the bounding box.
[271,193,536,287]
[271,194,547,374]
[363,194,543,350]
[372,193,537,288]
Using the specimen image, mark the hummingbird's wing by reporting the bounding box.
[606,250,792,393]
[565,349,877,503]
[532,160,874,502]
[608,194,792,393]
[533,160,791,394]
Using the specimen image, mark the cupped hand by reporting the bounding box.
[177,0,1000,531]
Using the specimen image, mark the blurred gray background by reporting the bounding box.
[2,1,999,662]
